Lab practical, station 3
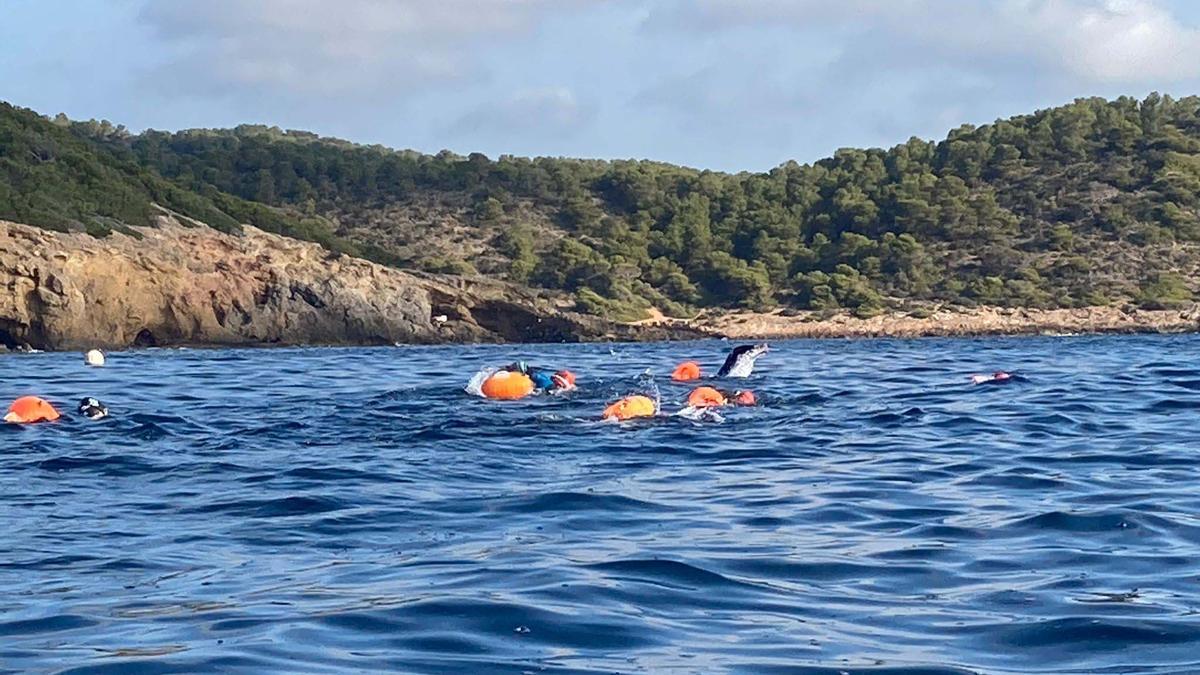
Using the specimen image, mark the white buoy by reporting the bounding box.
[85,349,106,367]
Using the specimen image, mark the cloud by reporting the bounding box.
[112,0,1200,169]
[625,0,1200,167]
[645,0,1200,84]
[138,0,593,98]
[448,87,594,141]
[1024,0,1200,81]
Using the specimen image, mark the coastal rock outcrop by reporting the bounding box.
[0,218,701,351]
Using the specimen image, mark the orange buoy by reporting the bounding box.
[671,361,702,382]
[602,395,656,421]
[480,371,535,400]
[732,390,757,406]
[4,396,61,424]
[686,386,728,408]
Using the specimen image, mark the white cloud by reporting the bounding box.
[647,0,1200,84]
[449,87,594,140]
[139,0,593,97]
[1022,0,1200,81]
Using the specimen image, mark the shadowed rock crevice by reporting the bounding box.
[133,329,158,348]
[0,322,19,350]
[471,300,584,343]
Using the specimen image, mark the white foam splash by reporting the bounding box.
[464,367,497,398]
[676,406,724,423]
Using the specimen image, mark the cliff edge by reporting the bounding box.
[0,218,704,351]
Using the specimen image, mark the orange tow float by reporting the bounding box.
[686,386,728,408]
[4,396,62,424]
[671,361,702,382]
[480,371,535,400]
[602,395,657,421]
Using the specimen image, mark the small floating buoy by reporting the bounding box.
[481,371,535,400]
[686,386,727,408]
[602,395,657,421]
[4,396,61,424]
[85,349,106,367]
[672,361,702,382]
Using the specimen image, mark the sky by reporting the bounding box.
[3,0,1200,171]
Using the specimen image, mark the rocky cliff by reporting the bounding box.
[0,217,703,351]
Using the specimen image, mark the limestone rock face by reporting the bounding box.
[0,218,699,350]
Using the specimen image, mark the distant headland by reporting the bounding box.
[3,94,1200,350]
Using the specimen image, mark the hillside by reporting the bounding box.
[5,95,1200,323]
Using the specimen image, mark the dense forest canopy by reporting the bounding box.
[3,95,1200,318]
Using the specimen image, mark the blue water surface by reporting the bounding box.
[2,336,1200,674]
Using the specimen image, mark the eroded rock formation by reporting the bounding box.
[0,218,702,351]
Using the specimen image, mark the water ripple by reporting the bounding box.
[3,336,1200,673]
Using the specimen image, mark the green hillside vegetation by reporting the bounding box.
[0,103,380,259]
[4,95,1200,318]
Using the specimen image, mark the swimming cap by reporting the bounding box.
[732,390,757,406]
[602,395,656,421]
[686,386,728,408]
[552,370,577,389]
[78,397,109,420]
[85,349,105,367]
[671,361,702,382]
[4,396,61,424]
[480,371,535,400]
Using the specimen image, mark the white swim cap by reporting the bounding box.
[85,349,106,367]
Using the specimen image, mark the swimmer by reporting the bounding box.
[85,349,106,367]
[4,396,62,424]
[685,386,757,408]
[970,371,1013,385]
[475,362,576,400]
[503,362,577,393]
[717,343,770,378]
[77,397,109,420]
[602,394,657,421]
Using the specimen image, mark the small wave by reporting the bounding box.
[987,616,1200,649]
[1002,510,1144,533]
[34,454,163,477]
[186,495,350,518]
[0,614,98,637]
[585,558,756,591]
[1142,398,1200,413]
[496,491,675,514]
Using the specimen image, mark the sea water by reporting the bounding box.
[2,336,1199,673]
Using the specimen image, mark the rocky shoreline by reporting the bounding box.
[4,217,1198,352]
[0,218,702,352]
[687,305,1200,339]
